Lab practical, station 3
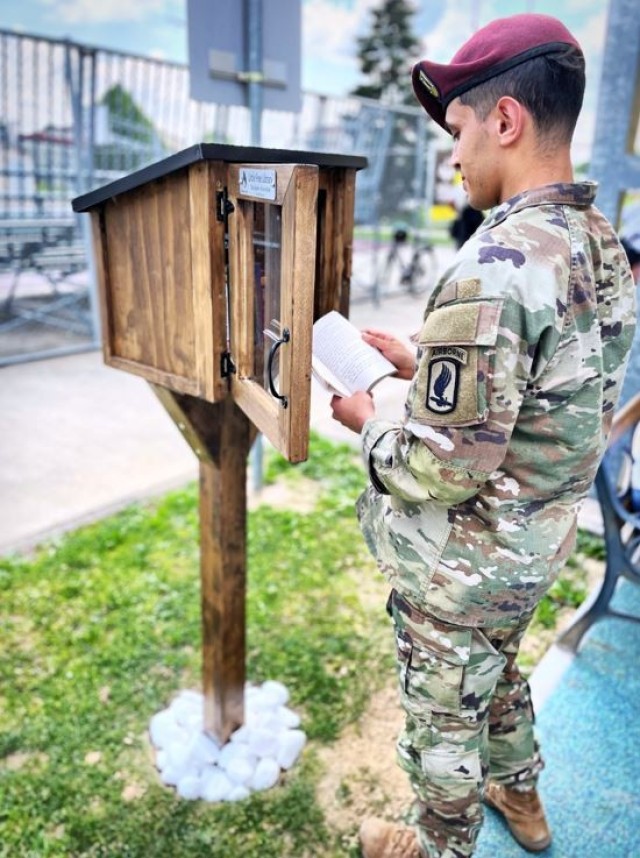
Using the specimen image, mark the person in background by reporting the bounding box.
[449,202,484,249]
[621,235,640,283]
[329,13,636,858]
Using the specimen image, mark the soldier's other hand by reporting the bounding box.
[330,391,375,434]
[361,328,415,380]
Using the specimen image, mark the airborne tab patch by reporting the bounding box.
[432,345,468,365]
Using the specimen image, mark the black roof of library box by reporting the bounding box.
[72,143,368,212]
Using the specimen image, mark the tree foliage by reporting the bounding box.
[100,84,156,143]
[351,0,422,104]
[348,1,428,225]
[94,84,160,172]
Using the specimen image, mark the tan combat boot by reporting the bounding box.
[359,818,423,858]
[484,781,552,852]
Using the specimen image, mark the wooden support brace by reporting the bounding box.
[151,384,256,744]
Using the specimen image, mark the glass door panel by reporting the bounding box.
[247,201,282,390]
[227,164,318,462]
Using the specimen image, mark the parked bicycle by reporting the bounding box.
[377,226,437,297]
[351,226,438,304]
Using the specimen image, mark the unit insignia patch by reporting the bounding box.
[426,346,467,414]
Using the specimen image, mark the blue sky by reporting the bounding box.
[1,0,609,160]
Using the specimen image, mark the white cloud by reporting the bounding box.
[41,0,169,24]
[417,5,475,64]
[303,0,374,66]
[302,0,384,93]
[564,0,603,11]
[572,9,607,61]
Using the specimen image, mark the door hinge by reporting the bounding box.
[216,190,235,222]
[220,350,236,379]
[218,186,235,384]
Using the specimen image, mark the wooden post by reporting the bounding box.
[151,385,255,743]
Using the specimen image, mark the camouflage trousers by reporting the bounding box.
[388,589,544,858]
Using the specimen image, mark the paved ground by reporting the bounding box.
[476,580,640,858]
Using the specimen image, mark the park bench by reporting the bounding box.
[559,392,640,651]
[0,218,90,338]
[31,242,87,287]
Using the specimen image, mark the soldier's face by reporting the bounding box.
[446,98,501,211]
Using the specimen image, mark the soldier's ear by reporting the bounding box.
[493,97,524,147]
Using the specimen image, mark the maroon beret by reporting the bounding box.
[412,13,582,131]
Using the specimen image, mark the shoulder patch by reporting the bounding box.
[426,351,465,414]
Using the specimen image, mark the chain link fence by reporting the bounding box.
[0,29,435,365]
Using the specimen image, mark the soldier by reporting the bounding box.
[330,13,636,858]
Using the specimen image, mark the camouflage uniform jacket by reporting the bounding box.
[357,182,636,627]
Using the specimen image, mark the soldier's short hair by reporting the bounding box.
[458,45,585,144]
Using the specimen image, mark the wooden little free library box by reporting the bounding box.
[73,143,367,463]
[73,144,366,742]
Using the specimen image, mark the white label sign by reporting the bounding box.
[238,168,277,201]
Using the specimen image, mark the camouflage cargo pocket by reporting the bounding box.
[460,629,507,715]
[420,736,483,785]
[391,595,472,717]
[411,299,503,427]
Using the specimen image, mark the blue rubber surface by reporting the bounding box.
[475,579,640,858]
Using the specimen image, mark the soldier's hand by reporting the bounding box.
[361,328,415,380]
[330,391,375,434]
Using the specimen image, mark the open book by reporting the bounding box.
[312,310,396,397]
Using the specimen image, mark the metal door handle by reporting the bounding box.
[267,327,290,408]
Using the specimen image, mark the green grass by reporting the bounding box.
[0,433,392,858]
[530,529,603,632]
[0,431,604,856]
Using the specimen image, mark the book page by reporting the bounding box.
[311,356,352,397]
[312,311,396,395]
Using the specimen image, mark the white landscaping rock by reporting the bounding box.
[165,740,192,771]
[149,710,185,748]
[189,732,220,766]
[230,724,252,744]
[159,764,188,787]
[155,749,169,771]
[223,754,257,786]
[250,757,281,791]
[177,774,201,800]
[261,680,289,704]
[227,784,251,802]
[149,683,305,803]
[219,741,256,768]
[277,706,301,728]
[248,727,279,759]
[201,768,233,802]
[277,729,306,770]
